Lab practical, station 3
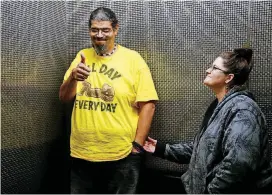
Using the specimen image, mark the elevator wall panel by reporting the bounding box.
[248,1,272,146]
[1,1,271,193]
[1,1,67,193]
[66,0,271,174]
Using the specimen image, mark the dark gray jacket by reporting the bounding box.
[154,87,272,194]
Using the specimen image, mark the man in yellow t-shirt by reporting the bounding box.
[59,7,158,194]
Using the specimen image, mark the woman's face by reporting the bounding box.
[203,57,232,89]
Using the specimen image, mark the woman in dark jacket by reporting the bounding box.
[144,48,272,194]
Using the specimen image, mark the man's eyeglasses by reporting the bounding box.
[90,28,112,35]
[209,64,230,74]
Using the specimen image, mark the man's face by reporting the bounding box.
[89,20,118,54]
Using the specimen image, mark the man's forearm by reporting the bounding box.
[134,101,156,146]
[59,73,78,102]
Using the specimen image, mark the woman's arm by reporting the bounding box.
[144,137,193,164]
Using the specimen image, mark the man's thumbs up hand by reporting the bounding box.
[80,53,86,64]
[71,53,91,81]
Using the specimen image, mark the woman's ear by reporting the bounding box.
[225,73,234,84]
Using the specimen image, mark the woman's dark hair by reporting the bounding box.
[219,48,253,88]
[89,7,118,29]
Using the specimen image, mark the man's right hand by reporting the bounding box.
[71,53,91,81]
[143,136,157,153]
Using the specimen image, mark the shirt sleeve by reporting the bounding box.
[164,141,194,164]
[133,53,159,102]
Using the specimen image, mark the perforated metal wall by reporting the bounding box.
[1,0,271,193]
[1,1,67,193]
[248,1,272,149]
[66,0,272,173]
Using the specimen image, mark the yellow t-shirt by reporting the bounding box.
[64,45,159,161]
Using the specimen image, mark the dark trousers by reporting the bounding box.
[70,153,142,194]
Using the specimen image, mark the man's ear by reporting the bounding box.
[114,24,119,35]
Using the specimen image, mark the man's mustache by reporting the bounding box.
[94,38,107,41]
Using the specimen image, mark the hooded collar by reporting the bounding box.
[198,86,255,138]
[209,86,255,126]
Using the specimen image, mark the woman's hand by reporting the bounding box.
[143,136,157,153]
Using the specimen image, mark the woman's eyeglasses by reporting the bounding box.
[209,64,230,74]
